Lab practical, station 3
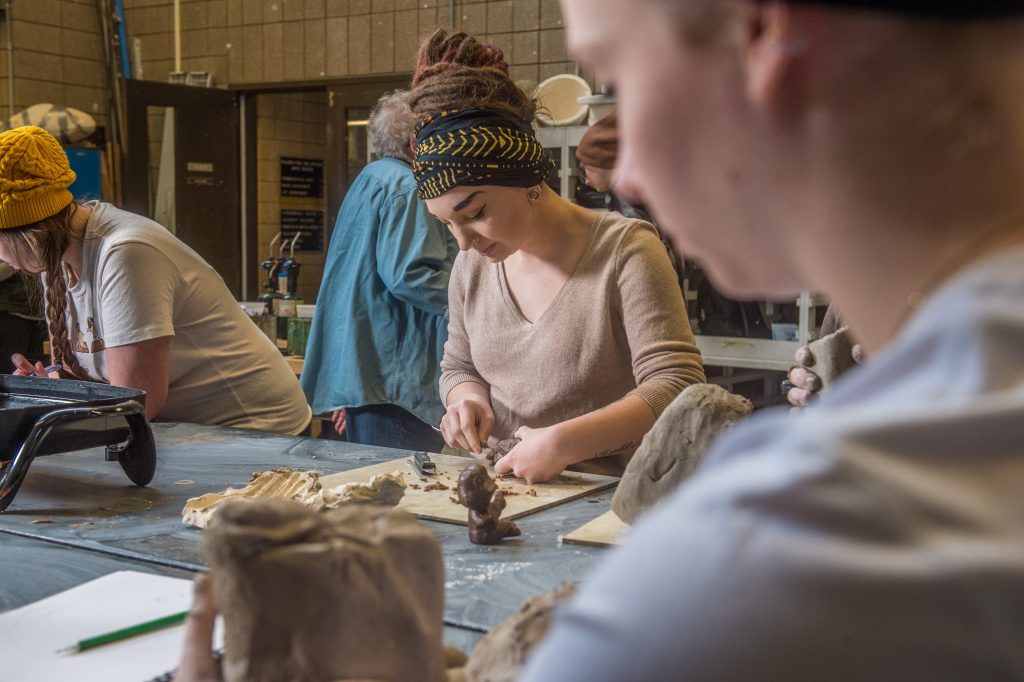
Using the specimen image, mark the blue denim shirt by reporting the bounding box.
[301,157,457,425]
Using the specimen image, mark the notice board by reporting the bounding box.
[281,210,323,251]
[280,157,323,198]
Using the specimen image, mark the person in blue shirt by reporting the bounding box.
[300,90,457,451]
[517,1,1024,679]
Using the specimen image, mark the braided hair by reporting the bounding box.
[409,29,536,121]
[0,202,95,381]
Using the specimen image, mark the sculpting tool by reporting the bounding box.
[43,363,62,374]
[56,610,190,655]
[410,450,436,479]
[407,458,427,481]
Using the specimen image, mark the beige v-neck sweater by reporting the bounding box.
[440,211,706,462]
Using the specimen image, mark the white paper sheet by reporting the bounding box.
[0,570,224,682]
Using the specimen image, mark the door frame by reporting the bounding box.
[122,80,242,295]
[230,74,410,297]
[324,75,410,242]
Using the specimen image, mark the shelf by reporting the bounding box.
[695,336,800,371]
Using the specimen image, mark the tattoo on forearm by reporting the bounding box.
[587,439,642,461]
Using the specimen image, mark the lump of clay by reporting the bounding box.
[458,463,521,545]
[204,499,447,682]
[612,384,752,524]
[321,471,406,507]
[182,468,322,529]
[798,325,862,390]
[457,583,576,682]
[483,438,521,465]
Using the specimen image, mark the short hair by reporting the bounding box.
[368,90,417,161]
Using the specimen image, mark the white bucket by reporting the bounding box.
[535,74,592,127]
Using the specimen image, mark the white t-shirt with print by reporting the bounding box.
[60,202,310,434]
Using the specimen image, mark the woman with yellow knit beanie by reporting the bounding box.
[0,126,310,434]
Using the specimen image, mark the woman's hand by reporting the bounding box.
[331,409,347,436]
[440,394,495,455]
[493,425,570,483]
[172,574,221,682]
[10,354,52,377]
[786,329,864,408]
[785,351,822,407]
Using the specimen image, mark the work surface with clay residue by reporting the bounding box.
[0,422,619,645]
[319,453,618,525]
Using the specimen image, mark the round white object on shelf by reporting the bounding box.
[534,74,592,127]
[7,104,97,144]
[577,93,616,125]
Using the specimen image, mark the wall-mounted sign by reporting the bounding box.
[281,210,323,251]
[280,157,323,198]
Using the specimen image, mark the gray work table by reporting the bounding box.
[0,421,615,640]
[0,535,484,653]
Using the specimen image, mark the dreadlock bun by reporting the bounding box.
[409,29,536,122]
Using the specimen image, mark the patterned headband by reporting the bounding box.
[413,108,553,200]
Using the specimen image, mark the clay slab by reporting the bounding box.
[563,510,630,548]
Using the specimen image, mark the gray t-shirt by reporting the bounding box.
[520,247,1024,680]
[60,202,310,434]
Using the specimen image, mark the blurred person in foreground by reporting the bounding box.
[521,1,1024,679]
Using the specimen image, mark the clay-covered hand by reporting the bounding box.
[172,574,222,682]
[10,353,51,378]
[441,395,495,455]
[786,327,864,407]
[785,352,822,407]
[493,425,568,483]
[331,408,347,436]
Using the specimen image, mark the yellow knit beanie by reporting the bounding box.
[0,126,76,229]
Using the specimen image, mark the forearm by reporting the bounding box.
[106,336,172,421]
[444,380,490,408]
[554,394,656,467]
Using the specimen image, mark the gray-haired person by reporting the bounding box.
[301,90,458,450]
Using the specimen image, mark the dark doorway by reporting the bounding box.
[123,81,242,297]
[325,76,409,244]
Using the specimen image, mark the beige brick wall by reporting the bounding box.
[124,0,575,88]
[256,91,327,304]
[1,0,108,125]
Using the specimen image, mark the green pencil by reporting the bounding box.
[57,610,191,655]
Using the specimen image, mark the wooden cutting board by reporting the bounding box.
[563,510,630,548]
[319,453,618,525]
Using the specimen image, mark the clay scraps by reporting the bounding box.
[181,467,406,528]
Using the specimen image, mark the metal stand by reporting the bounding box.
[0,400,153,512]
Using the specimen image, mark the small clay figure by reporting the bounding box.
[458,463,521,545]
[484,437,521,464]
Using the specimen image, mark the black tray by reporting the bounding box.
[0,375,156,511]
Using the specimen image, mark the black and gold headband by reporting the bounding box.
[413,108,553,200]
